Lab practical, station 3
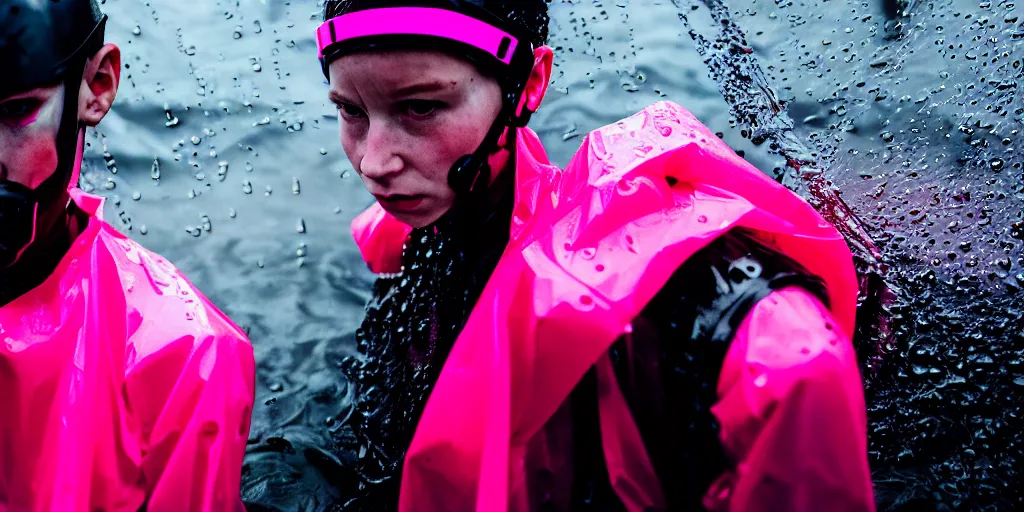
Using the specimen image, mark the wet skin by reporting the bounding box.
[327,47,553,228]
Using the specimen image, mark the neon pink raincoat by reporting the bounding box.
[352,101,874,511]
[0,189,255,511]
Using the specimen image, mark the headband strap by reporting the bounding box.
[316,7,519,66]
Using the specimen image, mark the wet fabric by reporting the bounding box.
[557,229,833,511]
[352,100,869,511]
[0,190,255,511]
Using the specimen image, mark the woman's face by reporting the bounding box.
[328,50,505,228]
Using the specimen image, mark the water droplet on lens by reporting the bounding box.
[132,25,142,36]
[132,191,142,201]
[269,382,283,392]
[990,158,1004,171]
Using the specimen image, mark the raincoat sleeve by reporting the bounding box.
[122,320,256,511]
[709,287,875,512]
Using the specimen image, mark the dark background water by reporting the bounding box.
[81,0,1022,509]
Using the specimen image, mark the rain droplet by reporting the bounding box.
[297,218,307,233]
[269,382,283,392]
[242,180,253,194]
[139,225,148,235]
[990,158,1004,171]
[191,136,201,145]
[132,191,142,201]
[880,131,895,142]
[229,208,237,218]
[233,26,243,39]
[319,148,328,155]
[185,45,196,56]
[218,161,229,181]
[132,25,142,36]
[292,178,301,195]
[150,158,161,180]
[297,244,307,257]
[697,215,708,223]
[264,185,272,196]
[104,179,116,190]
[245,162,254,172]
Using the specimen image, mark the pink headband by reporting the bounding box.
[316,7,519,65]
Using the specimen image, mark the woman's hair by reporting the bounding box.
[322,0,550,49]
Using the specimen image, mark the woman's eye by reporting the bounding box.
[0,99,41,123]
[337,103,366,118]
[405,100,442,118]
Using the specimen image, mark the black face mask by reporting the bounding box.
[0,0,106,271]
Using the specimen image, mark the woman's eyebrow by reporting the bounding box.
[392,80,457,97]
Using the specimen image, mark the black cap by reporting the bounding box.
[0,0,106,99]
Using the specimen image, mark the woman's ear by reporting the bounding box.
[519,46,553,116]
[79,44,121,127]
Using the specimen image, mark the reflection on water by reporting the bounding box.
[79,0,1021,509]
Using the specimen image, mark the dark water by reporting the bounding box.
[81,0,1022,509]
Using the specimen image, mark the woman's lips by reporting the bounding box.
[375,194,426,213]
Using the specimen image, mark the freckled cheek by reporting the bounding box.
[338,123,366,172]
[421,121,486,180]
